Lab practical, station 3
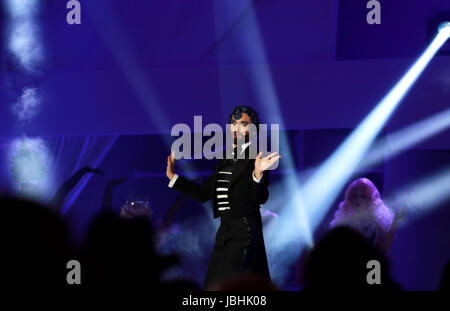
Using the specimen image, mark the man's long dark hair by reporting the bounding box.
[227,106,260,158]
[228,106,260,129]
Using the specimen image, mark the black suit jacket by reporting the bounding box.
[172,157,270,220]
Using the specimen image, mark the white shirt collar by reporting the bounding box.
[232,141,252,155]
[241,141,252,151]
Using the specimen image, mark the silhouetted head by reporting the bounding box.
[303,226,397,290]
[85,212,178,288]
[0,197,69,288]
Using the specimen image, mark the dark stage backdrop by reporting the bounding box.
[2,57,450,139]
[1,0,450,139]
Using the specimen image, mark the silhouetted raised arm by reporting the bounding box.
[101,177,127,214]
[50,166,104,212]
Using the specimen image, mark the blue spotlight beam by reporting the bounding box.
[212,1,314,286]
[60,136,119,215]
[88,2,198,184]
[298,27,450,231]
[360,108,450,170]
[389,165,450,223]
[220,0,313,246]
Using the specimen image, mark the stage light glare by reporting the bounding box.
[296,24,450,233]
[12,87,42,122]
[389,166,450,223]
[438,21,450,35]
[6,0,43,72]
[360,108,450,170]
[8,137,53,202]
[211,1,313,286]
[6,0,39,18]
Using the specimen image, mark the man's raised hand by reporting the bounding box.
[254,151,282,179]
[166,151,176,180]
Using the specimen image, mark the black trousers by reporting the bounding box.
[203,211,270,289]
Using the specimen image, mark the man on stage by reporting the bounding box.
[166,106,281,289]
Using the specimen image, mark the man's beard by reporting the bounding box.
[234,132,249,146]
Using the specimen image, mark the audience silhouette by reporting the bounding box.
[302,226,400,290]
